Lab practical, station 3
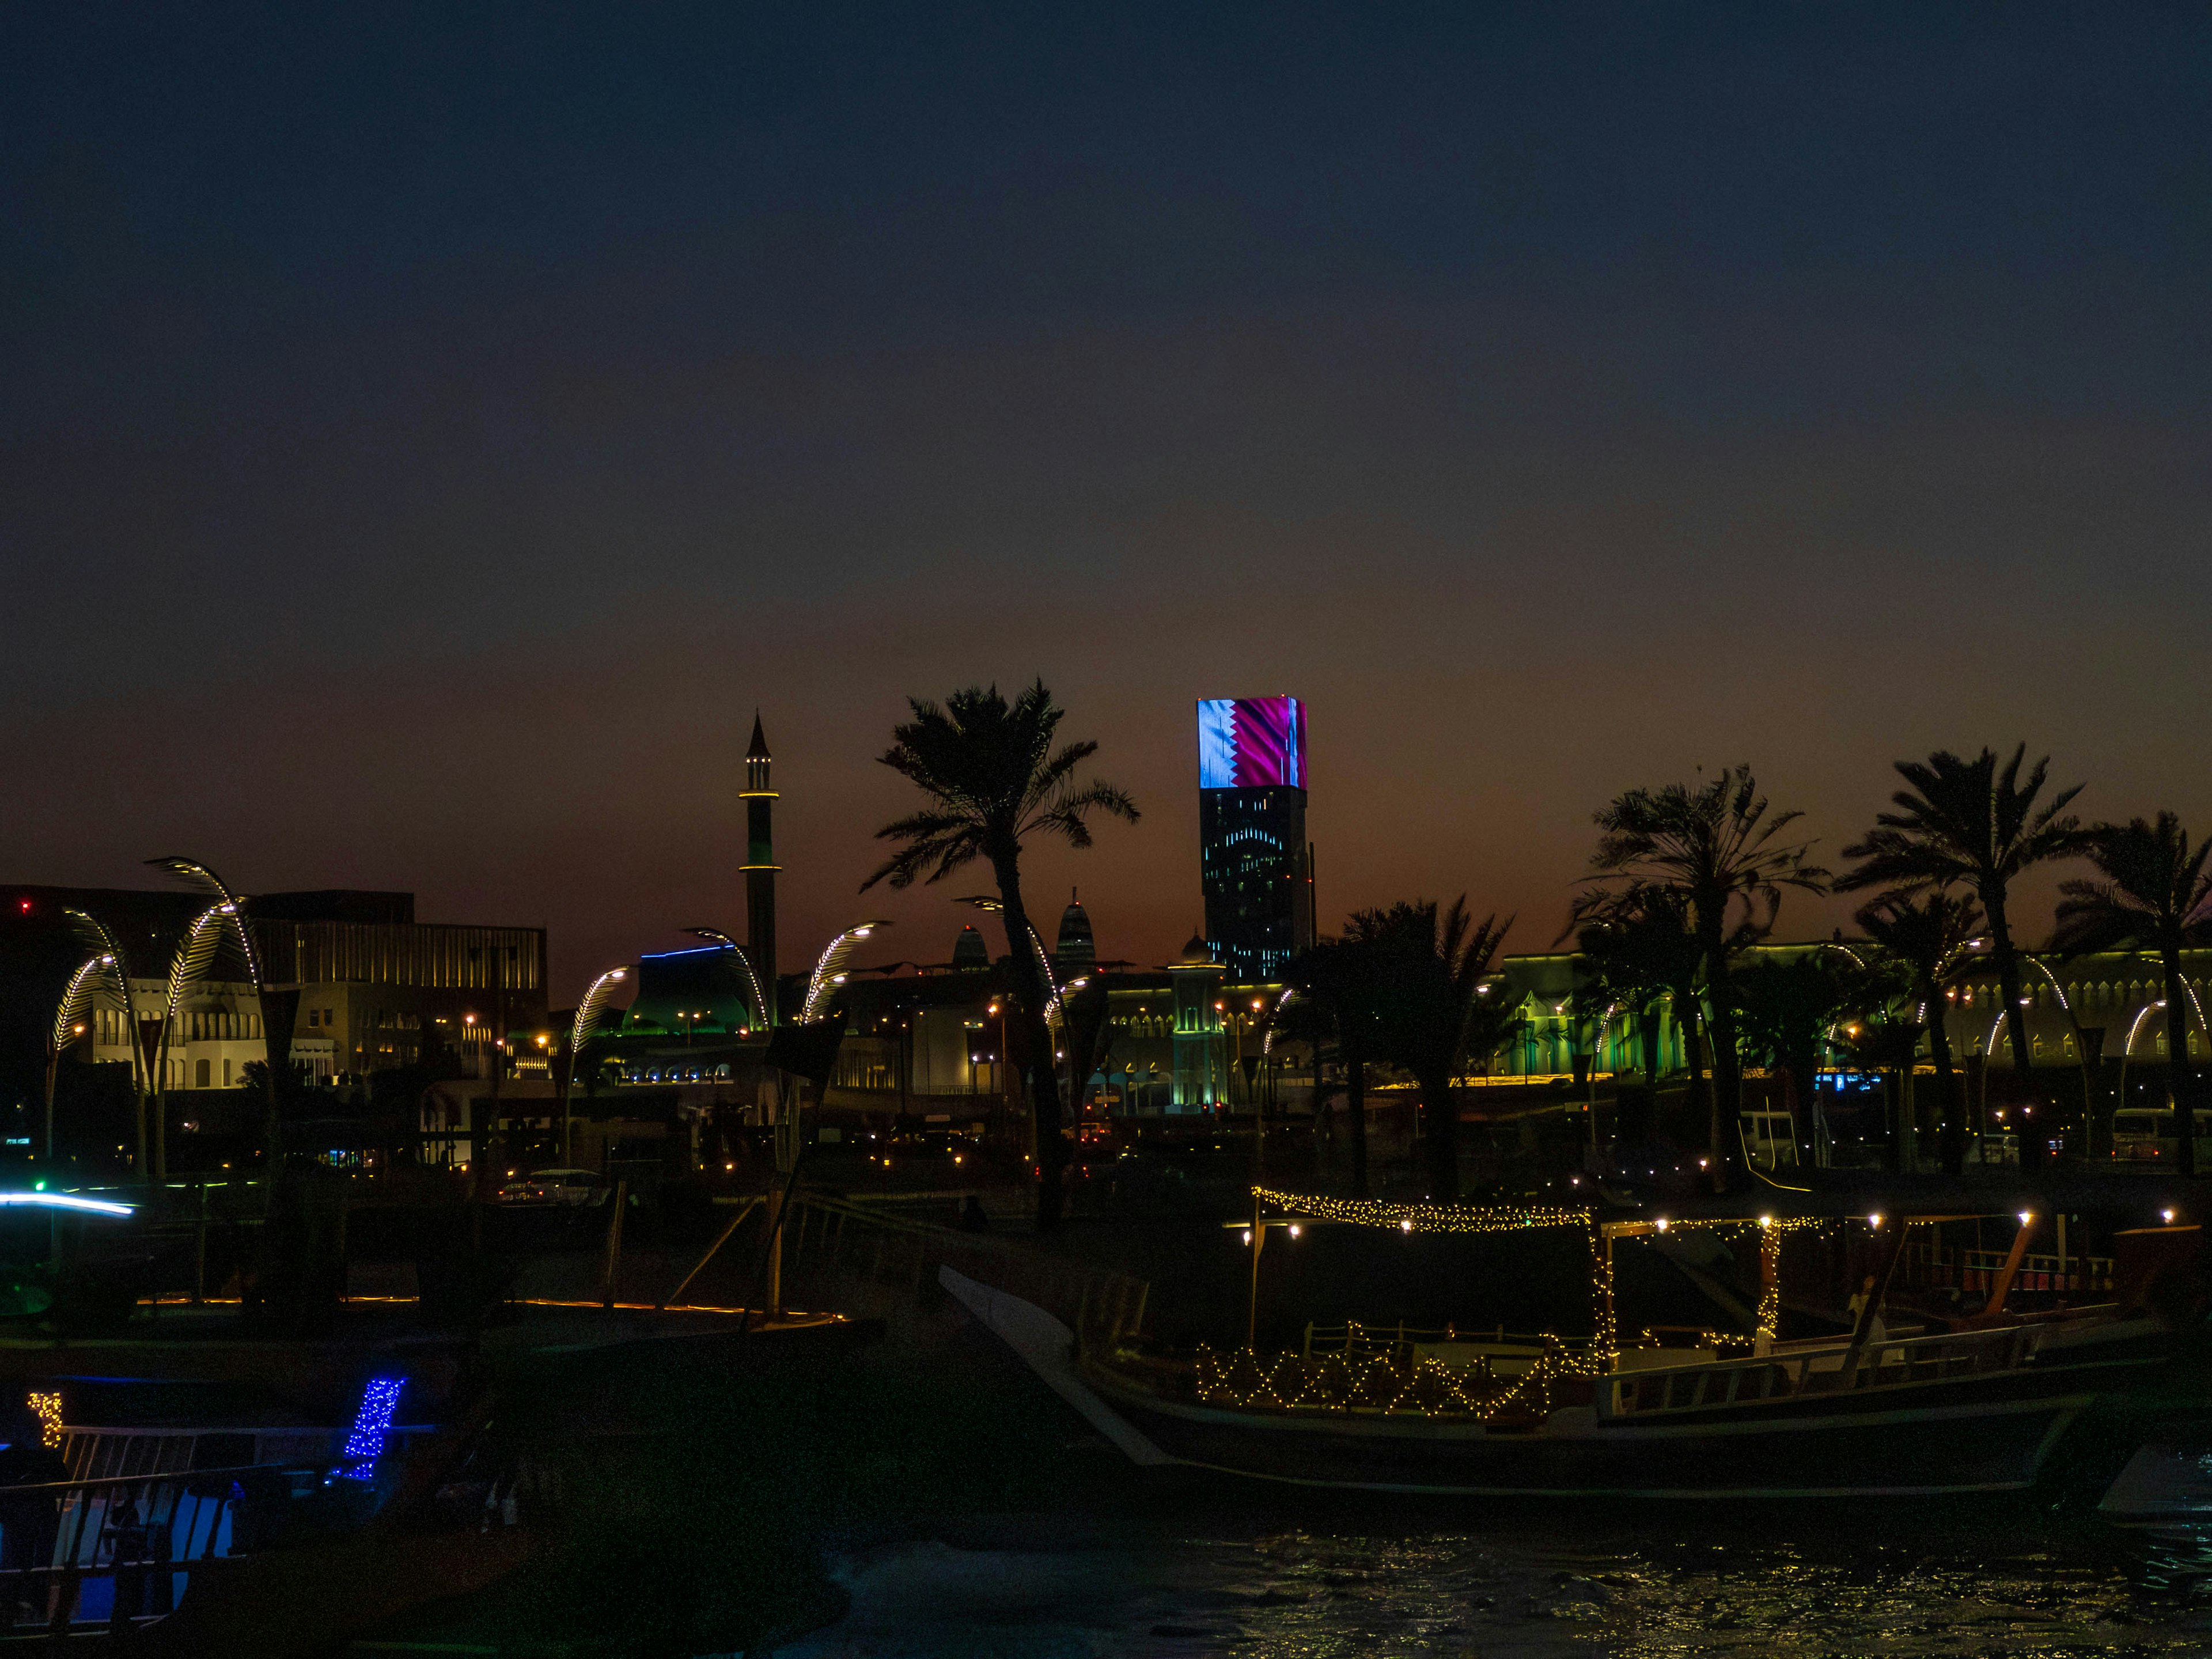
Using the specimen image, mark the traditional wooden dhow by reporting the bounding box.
[945,1190,2161,1499]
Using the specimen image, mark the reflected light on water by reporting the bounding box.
[784,1510,2212,1657]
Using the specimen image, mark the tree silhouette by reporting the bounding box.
[1855,889,1984,1175]
[1287,930,1392,1196]
[1733,950,1871,1167]
[1839,746,2086,1168]
[862,680,1138,1226]
[1572,891,1703,1100]
[1354,900,1516,1202]
[1574,767,1827,1191]
[2052,812,2212,1176]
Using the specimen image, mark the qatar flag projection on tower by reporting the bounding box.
[1196,698,1305,790]
[1195,696,1312,983]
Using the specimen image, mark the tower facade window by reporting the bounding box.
[1196,697,1312,982]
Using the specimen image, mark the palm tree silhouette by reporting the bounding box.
[1353,900,1515,1202]
[2051,812,2212,1176]
[862,681,1138,1226]
[1574,767,1827,1191]
[1733,950,1870,1168]
[1573,891,1703,1102]
[1855,890,1984,1175]
[1838,746,2087,1168]
[1287,930,1391,1196]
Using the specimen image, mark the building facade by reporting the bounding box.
[1197,696,1313,981]
[2,885,548,1105]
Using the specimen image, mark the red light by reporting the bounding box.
[15,900,27,914]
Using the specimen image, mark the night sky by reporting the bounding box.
[5,5,2207,998]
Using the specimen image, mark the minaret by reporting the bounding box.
[742,713,779,1025]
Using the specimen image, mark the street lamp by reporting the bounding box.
[562,966,630,1164]
[149,858,279,1172]
[686,927,768,1029]
[802,922,891,1024]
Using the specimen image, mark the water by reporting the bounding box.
[781,1505,2212,1658]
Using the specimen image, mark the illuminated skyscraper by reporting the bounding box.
[1197,697,1313,980]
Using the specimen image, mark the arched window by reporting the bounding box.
[194,1058,210,1088]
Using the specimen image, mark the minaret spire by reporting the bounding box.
[741,711,779,1024]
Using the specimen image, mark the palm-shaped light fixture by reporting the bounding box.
[803,922,891,1024]
[47,950,126,1165]
[58,907,156,1174]
[149,857,283,1168]
[955,893,1064,1023]
[685,928,768,1029]
[559,965,630,1160]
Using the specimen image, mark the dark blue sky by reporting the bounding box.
[5,5,2207,991]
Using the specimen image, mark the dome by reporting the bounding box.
[1054,891,1096,971]
[951,925,990,971]
[1178,933,1215,966]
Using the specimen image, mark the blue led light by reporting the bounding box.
[340,1375,406,1478]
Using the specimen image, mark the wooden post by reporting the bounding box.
[1842,1219,1913,1376]
[660,1198,760,1310]
[1245,1198,1266,1348]
[1972,1211,2039,1324]
[599,1179,628,1308]
[766,1187,784,1321]
[192,1183,207,1305]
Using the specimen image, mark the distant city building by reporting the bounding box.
[1052,892,1095,975]
[1196,696,1314,980]
[950,925,991,972]
[0,886,547,1108]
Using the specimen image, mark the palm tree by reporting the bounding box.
[1573,892,1702,1096]
[1286,931,1391,1196]
[1838,747,2087,1164]
[2051,812,2212,1176]
[1733,950,1871,1167]
[1355,900,1515,1202]
[1835,1011,1928,1172]
[862,681,1138,1226]
[1856,890,1983,1175]
[1574,767,1827,1190]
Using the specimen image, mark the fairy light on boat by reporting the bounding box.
[1868,1213,1882,1229]
[1190,1339,1574,1422]
[26,1392,61,1449]
[1247,1190,1826,1372]
[2163,1209,2177,1224]
[1250,1190,1590,1233]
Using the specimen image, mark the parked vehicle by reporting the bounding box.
[2110,1108,2212,1161]
[495,1168,612,1207]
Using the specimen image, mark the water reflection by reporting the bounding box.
[782,1510,2212,1658]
